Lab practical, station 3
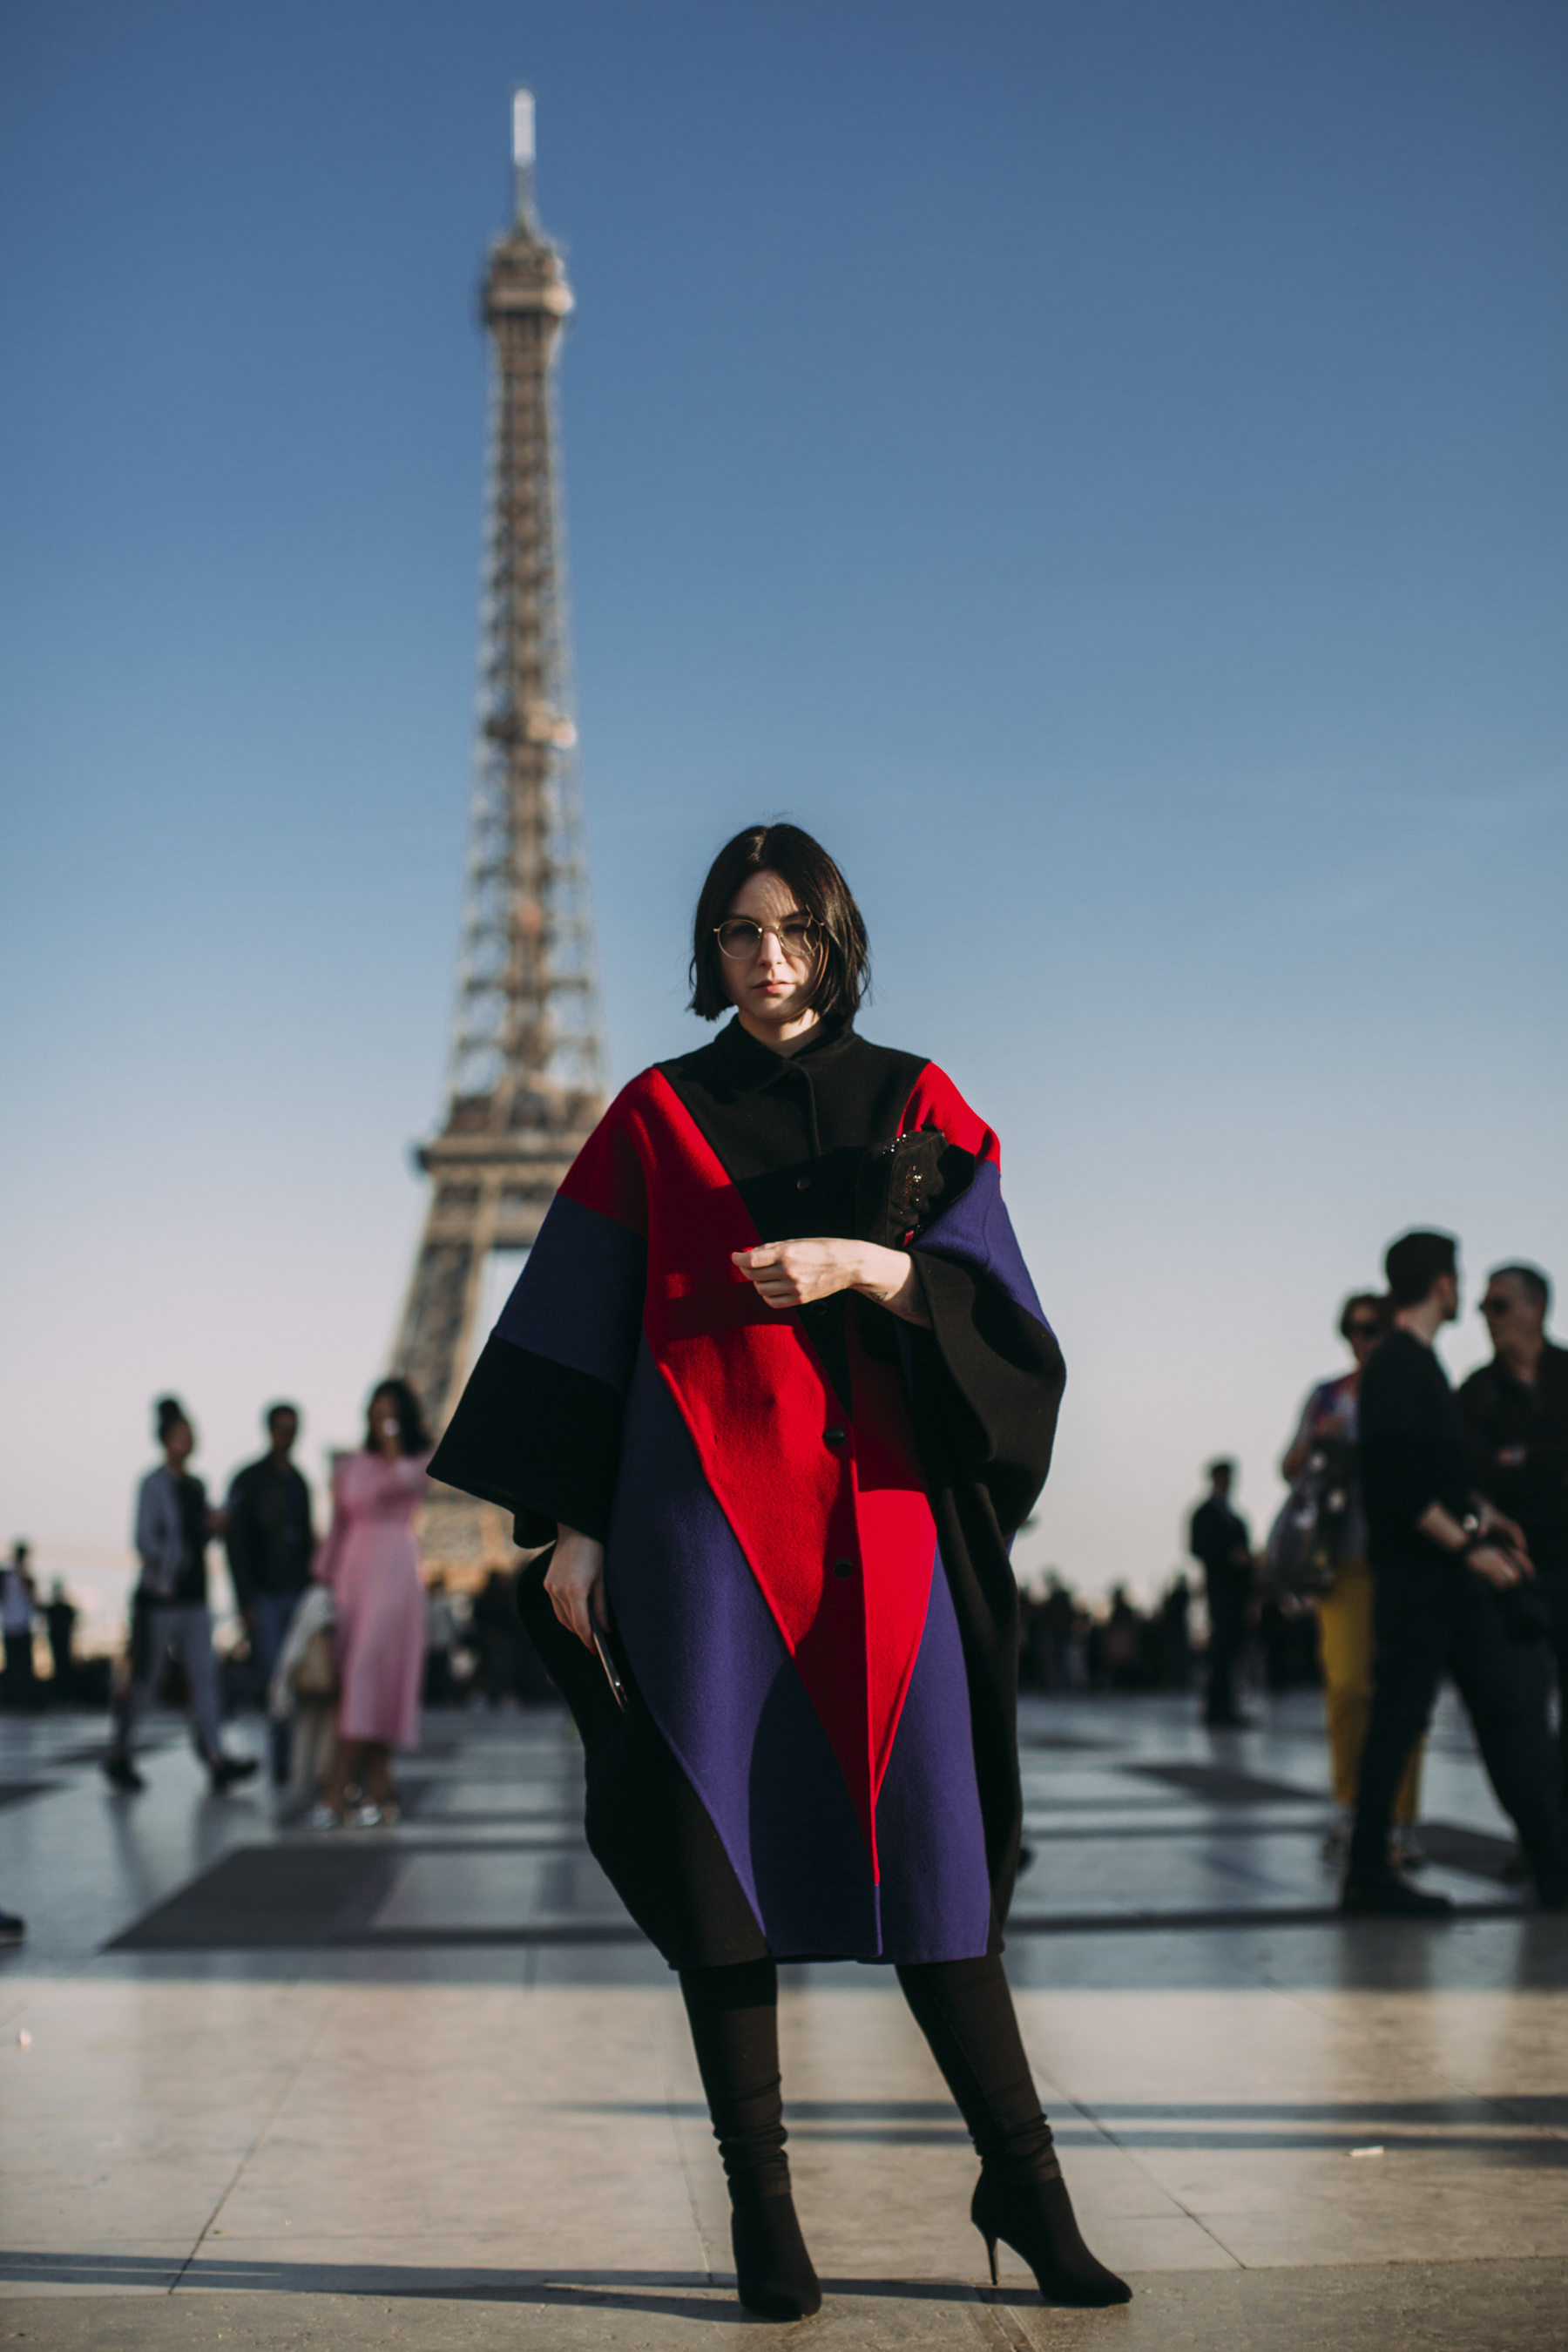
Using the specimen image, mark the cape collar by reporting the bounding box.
[711,1011,859,1096]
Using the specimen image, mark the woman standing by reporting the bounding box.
[312,1378,431,1828]
[1281,1295,1424,1860]
[434,824,1128,2318]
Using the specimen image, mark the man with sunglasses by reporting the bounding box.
[1460,1267,1568,1817]
[1342,1231,1566,1916]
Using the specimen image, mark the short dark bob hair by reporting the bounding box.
[1384,1229,1457,1309]
[689,823,869,1024]
[1337,1291,1389,1343]
[365,1376,430,1457]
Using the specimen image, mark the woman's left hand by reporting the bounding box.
[733,1240,929,1326]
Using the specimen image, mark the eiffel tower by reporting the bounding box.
[396,91,606,1575]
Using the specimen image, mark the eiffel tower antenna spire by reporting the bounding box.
[395,90,606,1568]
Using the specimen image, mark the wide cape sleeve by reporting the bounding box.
[893,1062,1067,1921]
[427,1092,648,1547]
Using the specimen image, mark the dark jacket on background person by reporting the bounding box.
[1189,1498,1253,1582]
[1357,1330,1472,1567]
[1458,1343,1568,1575]
[225,1457,315,1607]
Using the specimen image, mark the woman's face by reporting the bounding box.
[718,869,821,1042]
[370,1389,402,1452]
[1345,1315,1383,1370]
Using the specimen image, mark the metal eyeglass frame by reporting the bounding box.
[713,916,820,963]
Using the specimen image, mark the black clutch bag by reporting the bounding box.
[855,1128,947,1249]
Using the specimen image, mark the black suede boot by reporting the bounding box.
[897,1954,1130,2309]
[727,2180,822,2322]
[680,1960,821,2322]
[971,2171,1132,2308]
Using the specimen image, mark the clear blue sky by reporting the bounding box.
[3,0,1565,1619]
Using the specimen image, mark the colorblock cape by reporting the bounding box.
[430,1015,1064,1966]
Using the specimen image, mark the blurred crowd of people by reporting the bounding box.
[7,1222,1563,1924]
[1186,1232,1567,1916]
[1,1543,92,1710]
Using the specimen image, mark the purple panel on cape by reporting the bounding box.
[493,1193,646,1394]
[872,1543,993,1962]
[605,1337,990,1963]
[916,1157,1048,1329]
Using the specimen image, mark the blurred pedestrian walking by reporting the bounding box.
[1,1544,38,1711]
[1189,1460,1255,1727]
[1342,1232,1566,1916]
[422,1572,461,1707]
[1460,1264,1568,1817]
[1159,1574,1193,1690]
[1278,1293,1423,1862]
[226,1402,315,1786]
[44,1579,78,1701]
[267,1582,340,1811]
[103,1397,259,1795]
[311,1378,431,1828]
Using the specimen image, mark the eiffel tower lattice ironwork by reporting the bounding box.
[395,90,605,1572]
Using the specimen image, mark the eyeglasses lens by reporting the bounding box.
[1348,1324,1380,1340]
[717,918,816,961]
[1481,1299,1511,1317]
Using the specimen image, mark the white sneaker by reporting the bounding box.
[352,1803,384,1829]
[307,1804,341,1831]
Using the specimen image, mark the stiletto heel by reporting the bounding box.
[970,2172,1131,2308]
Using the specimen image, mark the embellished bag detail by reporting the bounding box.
[855,1125,948,1249]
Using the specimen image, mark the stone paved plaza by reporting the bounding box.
[1,1687,1565,2348]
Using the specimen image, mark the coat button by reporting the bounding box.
[824,1428,845,1447]
[833,1558,853,1578]
[796,1175,812,1191]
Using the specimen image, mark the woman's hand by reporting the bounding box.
[1470,1541,1530,1591]
[733,1240,929,1327]
[544,1524,607,1648]
[1478,1504,1531,1563]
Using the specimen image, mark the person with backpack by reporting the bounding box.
[1277,1293,1423,1861]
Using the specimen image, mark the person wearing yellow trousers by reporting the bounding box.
[1282,1295,1424,1863]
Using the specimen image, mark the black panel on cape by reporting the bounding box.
[430,1335,623,1549]
[515,1550,770,1965]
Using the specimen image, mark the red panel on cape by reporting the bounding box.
[897,1064,1001,1169]
[561,1068,937,1875]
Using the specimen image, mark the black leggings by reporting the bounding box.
[679,1954,1059,2197]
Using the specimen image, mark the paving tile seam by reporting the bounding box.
[1029,2043,1263,2274]
[1262,1977,1568,2143]
[173,1986,348,2295]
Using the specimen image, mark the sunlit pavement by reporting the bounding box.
[2,1687,1565,2347]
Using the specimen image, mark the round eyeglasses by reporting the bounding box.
[714,916,818,963]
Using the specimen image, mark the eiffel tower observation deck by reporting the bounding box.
[396,90,606,1573]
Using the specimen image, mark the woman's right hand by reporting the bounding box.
[544,1524,607,1648]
